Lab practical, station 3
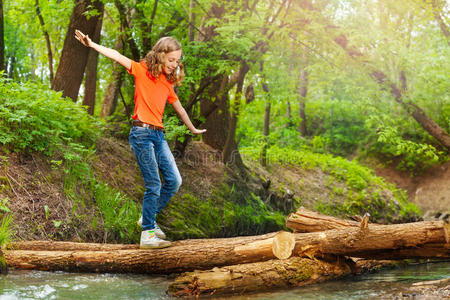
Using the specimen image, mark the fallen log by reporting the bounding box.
[6,221,448,274]
[5,233,277,274]
[168,256,353,297]
[9,241,138,251]
[239,220,450,259]
[286,207,375,232]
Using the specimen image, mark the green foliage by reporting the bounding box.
[94,183,140,243]
[374,125,446,173]
[0,78,103,156]
[241,145,420,222]
[0,214,13,248]
[62,153,140,243]
[160,183,285,240]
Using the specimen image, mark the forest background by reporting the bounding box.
[0,0,448,245]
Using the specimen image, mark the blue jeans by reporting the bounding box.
[129,126,182,231]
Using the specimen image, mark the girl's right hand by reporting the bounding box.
[74,30,91,47]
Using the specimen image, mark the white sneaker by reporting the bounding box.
[137,216,166,239]
[140,230,171,249]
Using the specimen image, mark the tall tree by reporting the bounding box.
[51,0,104,102]
[35,0,54,84]
[297,47,308,136]
[82,10,103,115]
[0,0,4,72]
[291,0,450,151]
[100,37,125,119]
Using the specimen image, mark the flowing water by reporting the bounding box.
[0,261,448,299]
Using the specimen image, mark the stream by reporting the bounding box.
[0,261,449,299]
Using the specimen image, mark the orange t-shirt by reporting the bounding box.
[127,60,179,128]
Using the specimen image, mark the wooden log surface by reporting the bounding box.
[286,207,374,232]
[6,220,449,274]
[238,220,449,259]
[168,256,353,297]
[5,233,277,274]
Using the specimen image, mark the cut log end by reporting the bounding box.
[272,231,295,259]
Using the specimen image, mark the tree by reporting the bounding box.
[82,11,103,115]
[35,0,53,84]
[51,0,104,102]
[0,0,4,72]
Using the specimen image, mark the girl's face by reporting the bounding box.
[162,50,182,75]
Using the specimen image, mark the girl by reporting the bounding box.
[75,30,206,249]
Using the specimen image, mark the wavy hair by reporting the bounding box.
[142,37,184,86]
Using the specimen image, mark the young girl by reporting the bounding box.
[75,29,206,249]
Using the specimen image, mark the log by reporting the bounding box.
[286,207,373,232]
[168,256,353,297]
[239,221,450,259]
[6,221,449,274]
[5,233,278,274]
[272,231,295,259]
[9,241,138,251]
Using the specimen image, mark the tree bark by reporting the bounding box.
[286,207,364,232]
[35,0,54,84]
[222,62,250,166]
[51,0,104,101]
[370,70,450,151]
[298,48,308,136]
[0,0,4,72]
[82,11,103,115]
[188,0,196,42]
[429,0,450,45]
[260,62,270,167]
[100,39,125,118]
[7,220,449,275]
[168,256,352,297]
[5,233,277,274]
[237,220,449,260]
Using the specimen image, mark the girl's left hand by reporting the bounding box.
[191,128,207,135]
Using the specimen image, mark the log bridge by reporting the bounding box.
[4,208,449,297]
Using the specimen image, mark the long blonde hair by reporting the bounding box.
[142,37,184,86]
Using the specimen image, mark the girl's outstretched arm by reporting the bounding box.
[171,100,207,135]
[75,29,132,70]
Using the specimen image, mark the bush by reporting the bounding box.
[0,78,102,156]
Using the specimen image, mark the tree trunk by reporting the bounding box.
[261,101,271,166]
[222,62,250,165]
[100,39,125,118]
[7,56,14,78]
[260,62,270,167]
[35,0,54,84]
[188,0,196,42]
[51,0,104,102]
[429,0,450,45]
[82,11,103,115]
[114,0,141,60]
[168,256,352,297]
[298,49,308,135]
[201,74,230,150]
[370,70,450,151]
[0,0,4,72]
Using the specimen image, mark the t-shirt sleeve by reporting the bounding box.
[127,60,141,77]
[167,84,179,104]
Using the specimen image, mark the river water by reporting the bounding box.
[0,261,448,299]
